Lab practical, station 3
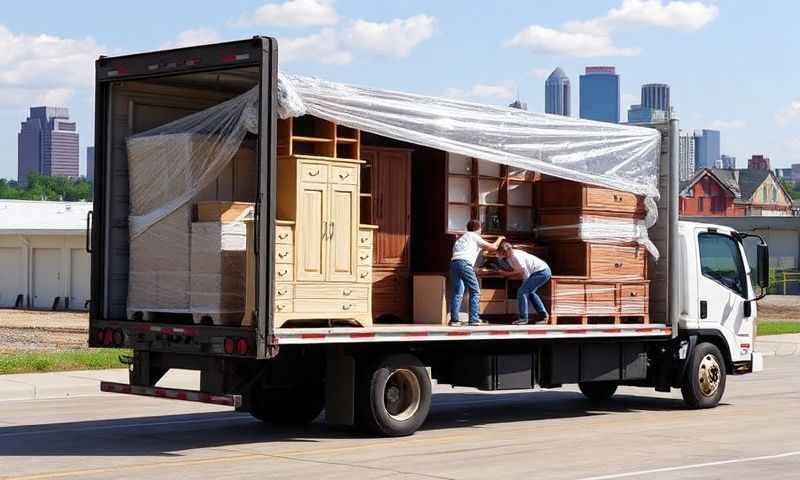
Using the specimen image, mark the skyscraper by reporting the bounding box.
[679,131,697,181]
[641,83,670,111]
[86,146,95,183]
[748,155,771,170]
[579,66,620,123]
[545,67,570,116]
[627,104,668,124]
[694,129,720,170]
[18,106,79,186]
[719,154,736,169]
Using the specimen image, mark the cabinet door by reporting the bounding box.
[373,150,411,267]
[296,182,328,282]
[327,183,358,282]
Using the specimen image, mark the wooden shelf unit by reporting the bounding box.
[278,115,361,160]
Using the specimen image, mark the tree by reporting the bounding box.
[779,179,800,201]
[0,174,92,201]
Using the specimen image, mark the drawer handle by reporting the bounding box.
[360,253,369,260]
[360,237,369,243]
[343,289,352,296]
[278,232,289,240]
[630,291,639,297]
[615,262,623,268]
[339,172,350,180]
[342,303,353,311]
[360,271,369,278]
[277,288,288,296]
[277,269,288,277]
[308,169,320,177]
[276,304,287,311]
[278,251,289,259]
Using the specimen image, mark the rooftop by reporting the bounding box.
[0,200,92,235]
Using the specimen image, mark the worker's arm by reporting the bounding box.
[481,235,505,252]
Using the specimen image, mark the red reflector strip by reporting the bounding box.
[100,382,241,407]
[527,330,547,335]
[635,328,655,333]
[447,331,470,336]
[605,328,623,333]
[404,331,428,337]
[350,332,375,339]
[741,343,751,349]
[489,330,510,336]
[565,329,588,334]
[223,53,250,62]
[301,333,325,339]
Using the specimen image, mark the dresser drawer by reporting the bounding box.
[357,266,372,283]
[275,283,293,300]
[331,165,358,185]
[620,283,648,314]
[294,299,369,314]
[295,284,369,300]
[275,244,293,264]
[585,282,618,316]
[358,248,373,266]
[274,300,293,314]
[549,242,646,280]
[537,179,644,214]
[585,187,642,214]
[358,229,373,247]
[275,225,294,244]
[274,265,293,282]
[299,162,328,183]
[542,280,586,316]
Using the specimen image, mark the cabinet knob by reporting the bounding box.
[360,254,369,260]
[308,169,320,176]
[343,289,352,296]
[276,304,287,311]
[342,303,353,310]
[277,289,287,296]
[615,262,623,268]
[630,291,638,297]
[278,232,289,240]
[278,269,288,277]
[278,251,289,258]
[339,172,350,179]
[360,271,369,278]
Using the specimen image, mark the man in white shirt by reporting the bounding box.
[449,219,504,326]
[498,241,551,325]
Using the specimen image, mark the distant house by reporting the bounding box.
[680,168,793,217]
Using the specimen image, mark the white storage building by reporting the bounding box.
[0,200,92,309]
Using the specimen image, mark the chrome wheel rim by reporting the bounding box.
[698,354,721,397]
[384,369,421,422]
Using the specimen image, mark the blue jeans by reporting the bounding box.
[518,267,551,320]
[449,259,480,323]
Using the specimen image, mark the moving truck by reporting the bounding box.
[90,37,768,436]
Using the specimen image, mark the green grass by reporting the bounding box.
[0,349,130,375]
[757,321,800,337]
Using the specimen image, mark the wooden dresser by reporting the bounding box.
[361,147,412,322]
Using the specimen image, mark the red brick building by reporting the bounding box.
[680,168,793,217]
[748,155,771,170]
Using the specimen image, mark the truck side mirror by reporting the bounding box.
[757,244,769,289]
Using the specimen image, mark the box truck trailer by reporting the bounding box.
[90,37,767,436]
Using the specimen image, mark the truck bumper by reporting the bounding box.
[751,352,764,373]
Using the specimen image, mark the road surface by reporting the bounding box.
[0,355,798,480]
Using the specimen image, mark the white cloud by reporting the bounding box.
[235,0,338,28]
[0,25,103,111]
[505,25,639,57]
[161,28,221,49]
[445,81,516,101]
[346,15,435,58]
[710,119,747,130]
[776,99,800,126]
[280,29,352,65]
[529,68,552,80]
[507,0,717,58]
[622,92,639,113]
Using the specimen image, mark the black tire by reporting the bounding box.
[578,381,618,401]
[357,353,432,436]
[249,381,325,425]
[681,342,726,409]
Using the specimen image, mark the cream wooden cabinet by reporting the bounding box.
[276,153,374,328]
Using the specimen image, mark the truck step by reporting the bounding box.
[100,381,241,407]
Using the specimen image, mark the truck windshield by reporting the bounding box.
[698,232,747,297]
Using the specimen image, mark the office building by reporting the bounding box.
[545,67,570,116]
[86,146,95,183]
[679,131,697,181]
[18,107,79,186]
[720,154,736,169]
[641,83,670,111]
[748,155,771,170]
[579,66,620,123]
[627,104,668,124]
[694,129,720,170]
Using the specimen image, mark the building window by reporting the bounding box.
[772,187,778,203]
[698,197,704,211]
[762,188,768,204]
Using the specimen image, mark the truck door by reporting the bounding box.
[696,231,753,361]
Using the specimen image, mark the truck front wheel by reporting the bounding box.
[249,381,325,425]
[357,353,432,436]
[681,342,726,409]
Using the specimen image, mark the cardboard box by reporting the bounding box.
[195,202,254,223]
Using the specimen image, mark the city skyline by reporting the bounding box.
[545,67,570,116]
[17,106,79,186]
[0,1,797,179]
[579,66,620,123]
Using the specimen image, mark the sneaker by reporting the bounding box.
[468,318,489,326]
[533,315,550,325]
[448,320,465,327]
[512,318,528,326]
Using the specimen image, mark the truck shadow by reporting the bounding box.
[0,390,717,457]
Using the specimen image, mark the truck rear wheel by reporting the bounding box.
[249,381,325,425]
[357,353,432,436]
[578,381,618,401]
[681,342,726,409]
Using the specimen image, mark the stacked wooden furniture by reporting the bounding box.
[361,147,412,322]
[536,177,650,324]
[274,115,376,328]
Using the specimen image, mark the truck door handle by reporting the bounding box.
[85,211,93,253]
[700,300,708,319]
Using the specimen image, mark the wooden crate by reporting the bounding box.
[541,276,649,325]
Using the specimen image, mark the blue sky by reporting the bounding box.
[0,0,797,179]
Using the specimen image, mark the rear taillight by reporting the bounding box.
[224,337,235,354]
[95,329,105,344]
[102,328,113,346]
[237,338,249,355]
[112,329,124,346]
